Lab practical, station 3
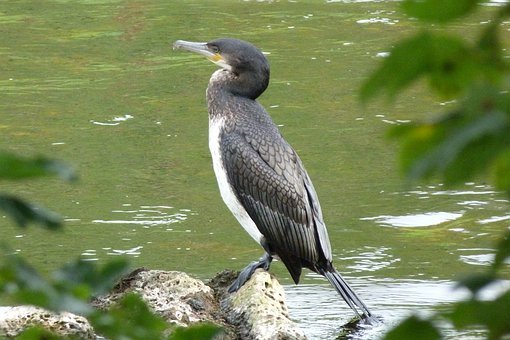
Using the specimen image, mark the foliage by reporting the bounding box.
[169,323,223,340]
[0,253,222,339]
[0,153,221,339]
[0,194,62,230]
[361,0,510,338]
[17,327,62,340]
[401,0,482,23]
[89,293,168,339]
[0,253,222,340]
[90,292,221,340]
[0,255,129,315]
[0,152,76,229]
[383,315,441,340]
[0,152,76,182]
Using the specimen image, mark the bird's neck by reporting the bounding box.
[206,68,269,120]
[206,69,255,119]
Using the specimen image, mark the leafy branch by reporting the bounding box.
[361,0,510,338]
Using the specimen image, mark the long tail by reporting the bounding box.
[319,267,372,319]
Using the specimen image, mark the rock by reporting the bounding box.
[0,305,94,338]
[221,269,307,340]
[92,269,222,328]
[94,268,306,339]
[2,269,305,339]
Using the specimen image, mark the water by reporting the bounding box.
[1,1,509,339]
[287,278,510,339]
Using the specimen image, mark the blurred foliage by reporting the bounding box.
[0,194,62,230]
[169,323,223,340]
[89,292,168,339]
[0,152,76,182]
[0,255,129,315]
[383,315,441,340]
[90,292,221,340]
[0,153,221,338]
[17,327,62,340]
[0,152,77,229]
[362,0,510,338]
[0,252,222,338]
[401,0,482,23]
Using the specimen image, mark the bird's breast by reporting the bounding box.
[208,116,264,244]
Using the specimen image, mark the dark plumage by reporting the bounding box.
[174,38,373,321]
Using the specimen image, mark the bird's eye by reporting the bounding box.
[209,45,220,53]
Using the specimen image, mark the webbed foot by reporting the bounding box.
[228,252,272,293]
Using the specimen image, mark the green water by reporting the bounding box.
[1,1,509,338]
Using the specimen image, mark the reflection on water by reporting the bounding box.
[362,212,463,228]
[478,214,510,224]
[356,17,398,25]
[457,249,495,266]
[81,245,144,261]
[362,183,508,229]
[90,114,134,126]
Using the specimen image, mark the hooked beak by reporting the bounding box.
[173,40,232,71]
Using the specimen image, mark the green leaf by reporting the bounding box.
[361,32,430,101]
[492,229,510,272]
[456,273,496,294]
[170,323,222,340]
[449,291,510,338]
[53,258,130,296]
[390,86,510,184]
[0,152,76,182]
[361,32,474,101]
[17,326,61,340]
[0,255,93,315]
[492,150,510,192]
[90,293,168,340]
[478,21,502,67]
[426,36,476,98]
[0,255,129,316]
[383,315,441,340]
[408,111,507,183]
[0,194,62,229]
[402,0,481,23]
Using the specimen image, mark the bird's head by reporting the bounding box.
[173,38,269,99]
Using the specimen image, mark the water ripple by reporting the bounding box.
[285,278,510,339]
[92,204,190,227]
[345,246,401,272]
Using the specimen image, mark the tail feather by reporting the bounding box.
[320,268,372,319]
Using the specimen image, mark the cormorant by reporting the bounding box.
[173,38,373,320]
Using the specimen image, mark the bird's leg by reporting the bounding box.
[228,252,273,293]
